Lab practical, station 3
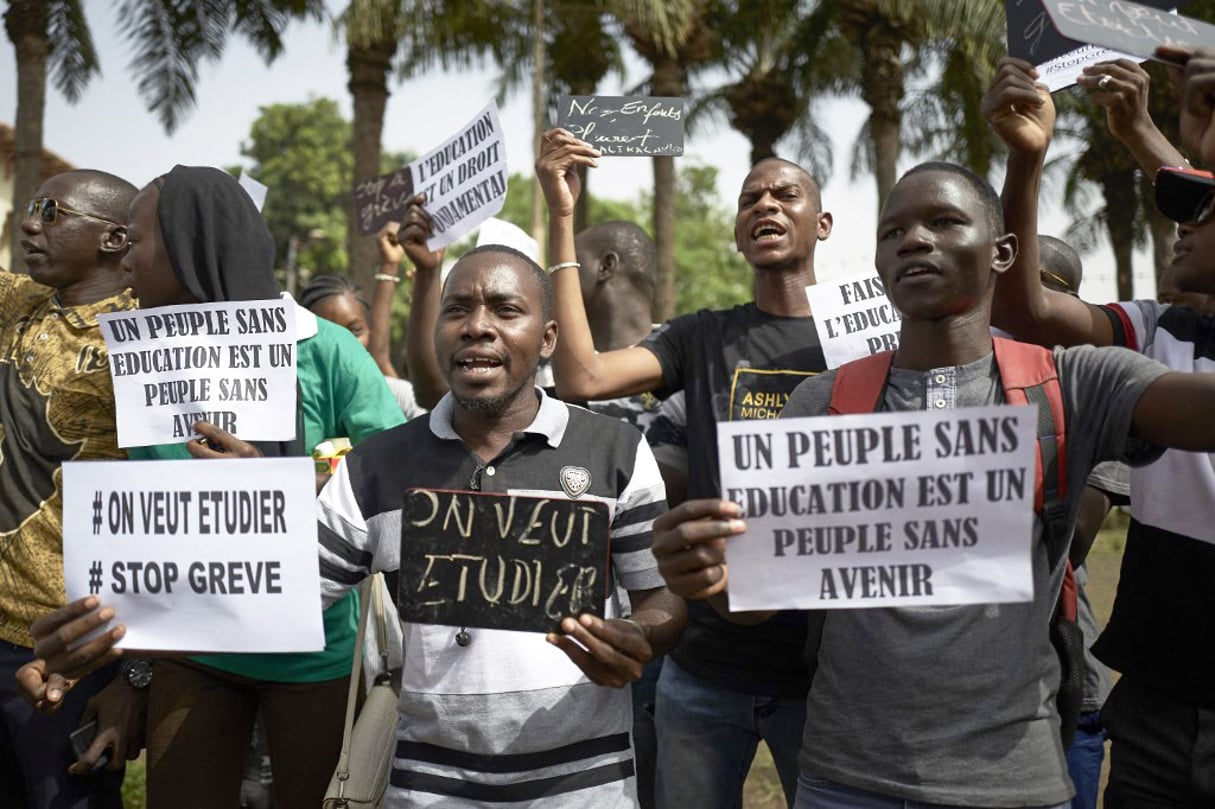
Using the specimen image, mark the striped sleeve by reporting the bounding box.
[610,433,667,591]
[1101,300,1161,354]
[317,457,379,607]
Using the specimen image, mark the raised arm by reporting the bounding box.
[1158,46,1215,166]
[984,57,1114,347]
[368,223,407,378]
[399,195,448,409]
[1078,60,1188,176]
[536,129,665,401]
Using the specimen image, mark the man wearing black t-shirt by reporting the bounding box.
[537,129,832,808]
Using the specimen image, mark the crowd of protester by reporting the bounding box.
[2,43,1215,809]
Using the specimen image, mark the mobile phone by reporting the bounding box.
[68,719,110,772]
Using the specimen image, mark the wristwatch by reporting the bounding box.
[121,659,153,689]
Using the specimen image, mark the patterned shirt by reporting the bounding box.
[0,272,133,647]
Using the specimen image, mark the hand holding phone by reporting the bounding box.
[68,719,111,772]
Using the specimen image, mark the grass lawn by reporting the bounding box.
[741,512,1130,808]
[120,516,1132,808]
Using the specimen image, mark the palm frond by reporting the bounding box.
[47,0,100,102]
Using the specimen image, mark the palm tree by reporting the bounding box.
[339,1,514,289]
[340,0,407,293]
[696,0,835,176]
[3,0,321,262]
[806,0,1005,209]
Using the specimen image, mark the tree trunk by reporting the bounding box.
[859,29,904,212]
[1140,173,1176,295]
[1110,226,1135,303]
[346,39,394,294]
[1103,173,1139,301]
[530,0,546,265]
[651,56,683,322]
[4,0,49,270]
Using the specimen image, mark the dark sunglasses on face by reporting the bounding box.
[26,197,120,227]
[1192,190,1215,227]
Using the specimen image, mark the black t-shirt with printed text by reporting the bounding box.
[642,302,825,697]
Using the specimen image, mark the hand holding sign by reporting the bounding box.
[1076,59,1155,141]
[536,128,600,220]
[396,194,444,275]
[29,596,126,687]
[1160,45,1215,165]
[651,498,745,601]
[983,58,1058,157]
[185,420,264,458]
[546,614,651,688]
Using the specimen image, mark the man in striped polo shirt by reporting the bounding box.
[316,244,684,807]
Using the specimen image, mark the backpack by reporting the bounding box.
[826,337,1084,749]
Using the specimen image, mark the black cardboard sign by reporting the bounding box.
[1021,0,1205,65]
[398,488,611,633]
[557,95,686,156]
[1007,0,1181,64]
[352,166,415,236]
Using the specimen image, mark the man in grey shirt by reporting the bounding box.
[650,161,1215,808]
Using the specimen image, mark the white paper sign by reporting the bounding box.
[410,102,508,251]
[1035,44,1144,92]
[98,300,298,447]
[806,274,902,369]
[718,405,1038,610]
[62,457,324,652]
[238,173,269,213]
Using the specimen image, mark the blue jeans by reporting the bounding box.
[794,773,1071,809]
[654,657,804,809]
[0,641,124,809]
[1065,710,1106,809]
[631,658,662,809]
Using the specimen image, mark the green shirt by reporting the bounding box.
[129,310,404,682]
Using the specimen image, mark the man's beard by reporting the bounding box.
[453,374,533,418]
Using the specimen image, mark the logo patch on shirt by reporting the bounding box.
[559,465,591,498]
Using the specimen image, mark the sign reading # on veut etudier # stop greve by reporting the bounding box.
[718,405,1038,611]
[61,457,323,653]
[398,488,611,634]
[98,299,297,448]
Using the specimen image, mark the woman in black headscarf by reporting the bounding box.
[96,166,401,807]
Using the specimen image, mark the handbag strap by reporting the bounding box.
[333,575,375,788]
[372,571,391,680]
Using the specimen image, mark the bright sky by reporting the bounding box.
[0,4,1160,302]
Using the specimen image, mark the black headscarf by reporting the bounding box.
[156,165,303,457]
[157,165,280,303]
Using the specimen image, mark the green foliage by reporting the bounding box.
[668,161,751,314]
[237,97,353,278]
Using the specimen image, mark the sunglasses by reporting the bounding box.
[1193,190,1215,227]
[26,197,120,227]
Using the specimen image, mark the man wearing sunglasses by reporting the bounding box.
[0,170,137,809]
[987,53,1215,808]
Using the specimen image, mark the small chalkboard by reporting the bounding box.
[557,95,686,157]
[1032,0,1206,64]
[398,488,611,634]
[1006,0,1185,64]
[352,167,414,236]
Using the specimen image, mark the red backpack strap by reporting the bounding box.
[991,337,1068,509]
[827,351,896,415]
[991,338,1075,618]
